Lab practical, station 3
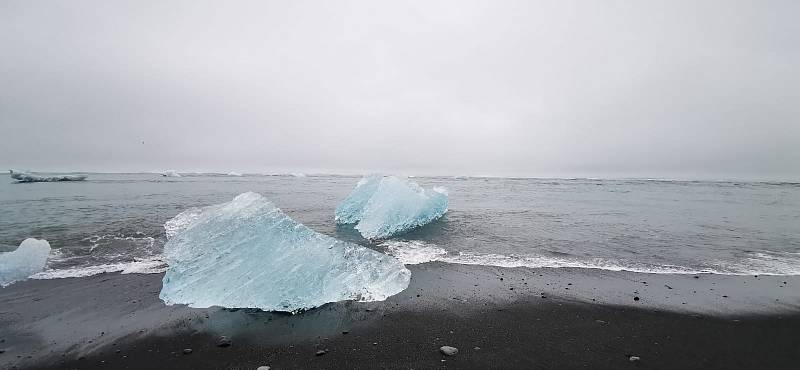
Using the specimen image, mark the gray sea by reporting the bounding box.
[1,173,798,279]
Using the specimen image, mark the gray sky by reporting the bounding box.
[1,0,798,179]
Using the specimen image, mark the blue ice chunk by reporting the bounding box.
[0,238,51,287]
[335,175,448,239]
[9,170,87,182]
[335,174,384,225]
[160,192,410,312]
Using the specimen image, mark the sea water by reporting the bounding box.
[0,173,798,279]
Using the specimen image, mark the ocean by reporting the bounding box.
[1,173,798,279]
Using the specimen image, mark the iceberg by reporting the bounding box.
[0,238,51,287]
[160,192,410,312]
[335,175,448,239]
[227,171,243,177]
[9,170,87,183]
[162,170,181,177]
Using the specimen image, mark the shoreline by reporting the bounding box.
[1,263,798,369]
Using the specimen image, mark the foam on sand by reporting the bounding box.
[381,240,800,276]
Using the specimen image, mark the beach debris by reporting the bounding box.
[159,192,410,312]
[440,346,458,356]
[216,336,232,347]
[335,174,448,239]
[182,348,193,355]
[629,355,641,362]
[0,238,51,287]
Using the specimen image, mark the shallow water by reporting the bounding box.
[1,173,798,277]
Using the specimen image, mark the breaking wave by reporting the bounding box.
[381,240,800,276]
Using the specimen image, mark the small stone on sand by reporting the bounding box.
[217,336,232,347]
[440,346,458,356]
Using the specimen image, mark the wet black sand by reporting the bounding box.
[1,263,799,369]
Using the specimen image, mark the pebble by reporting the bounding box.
[629,356,641,362]
[440,346,458,356]
[183,348,193,355]
[217,336,232,347]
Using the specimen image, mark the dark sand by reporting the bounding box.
[1,263,799,369]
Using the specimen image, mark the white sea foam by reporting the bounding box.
[382,240,448,265]
[381,240,800,276]
[31,257,166,279]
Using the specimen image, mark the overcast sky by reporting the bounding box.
[1,0,798,179]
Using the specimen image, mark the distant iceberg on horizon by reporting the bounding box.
[160,192,410,312]
[336,175,449,239]
[9,170,87,183]
[0,238,51,287]
[162,170,181,177]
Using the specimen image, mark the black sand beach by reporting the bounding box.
[2,263,799,369]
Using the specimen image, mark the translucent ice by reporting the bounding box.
[9,170,87,182]
[335,175,448,239]
[0,238,51,287]
[159,192,410,312]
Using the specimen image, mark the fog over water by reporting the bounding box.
[1,0,798,179]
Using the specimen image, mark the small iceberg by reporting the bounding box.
[160,192,410,312]
[227,171,243,177]
[9,170,87,183]
[162,170,181,177]
[335,175,448,239]
[290,172,307,178]
[0,238,51,287]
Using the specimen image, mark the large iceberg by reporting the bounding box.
[160,192,410,312]
[335,175,449,239]
[9,170,87,183]
[0,238,51,287]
